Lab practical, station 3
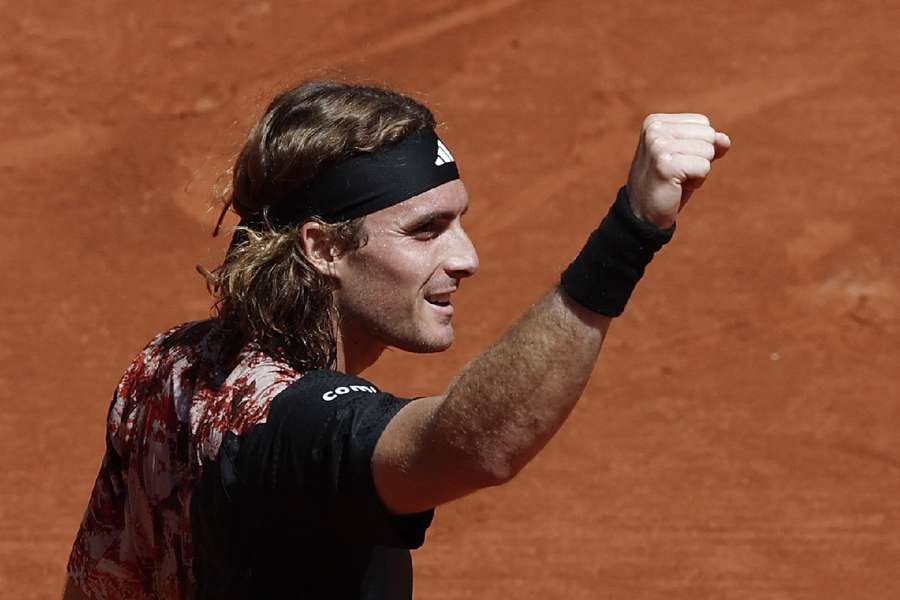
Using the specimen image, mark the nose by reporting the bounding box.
[444,223,479,279]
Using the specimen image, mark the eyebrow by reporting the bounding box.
[405,204,469,229]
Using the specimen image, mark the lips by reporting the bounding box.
[425,289,455,305]
[425,289,456,315]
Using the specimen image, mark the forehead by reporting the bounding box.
[364,179,469,229]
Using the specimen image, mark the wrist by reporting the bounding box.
[622,186,678,234]
[560,186,674,317]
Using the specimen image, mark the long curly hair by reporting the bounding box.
[202,80,437,371]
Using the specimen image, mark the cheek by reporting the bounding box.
[340,247,431,316]
[354,243,430,290]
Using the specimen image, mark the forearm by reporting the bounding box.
[433,286,610,482]
[373,114,730,514]
[376,191,671,511]
[424,186,677,485]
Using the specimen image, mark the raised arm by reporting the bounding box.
[373,114,731,514]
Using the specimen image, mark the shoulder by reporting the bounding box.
[278,369,383,404]
[250,370,412,452]
[145,319,217,354]
[117,320,215,384]
[262,370,408,431]
[268,369,409,417]
[108,320,214,423]
[235,369,413,496]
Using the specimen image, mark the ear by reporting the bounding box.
[297,220,342,278]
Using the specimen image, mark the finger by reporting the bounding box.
[646,122,716,143]
[713,131,731,160]
[644,113,710,129]
[657,153,711,182]
[653,138,716,160]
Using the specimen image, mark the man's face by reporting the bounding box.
[333,179,479,354]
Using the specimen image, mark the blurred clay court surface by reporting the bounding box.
[2,1,898,598]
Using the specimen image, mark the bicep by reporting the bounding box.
[372,394,500,515]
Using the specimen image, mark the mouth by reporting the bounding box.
[425,291,455,315]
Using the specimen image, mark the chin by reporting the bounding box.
[391,326,455,354]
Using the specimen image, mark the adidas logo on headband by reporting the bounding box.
[435,139,454,166]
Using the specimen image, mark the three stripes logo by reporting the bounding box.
[435,139,454,166]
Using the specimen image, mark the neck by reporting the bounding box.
[334,316,386,376]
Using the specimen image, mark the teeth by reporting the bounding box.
[426,290,455,306]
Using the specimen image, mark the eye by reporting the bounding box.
[410,219,447,240]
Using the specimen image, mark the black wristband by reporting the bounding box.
[560,186,675,316]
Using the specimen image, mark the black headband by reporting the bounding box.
[242,128,459,233]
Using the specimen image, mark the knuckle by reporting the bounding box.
[643,120,665,141]
[642,113,660,129]
[648,136,668,152]
[653,154,673,178]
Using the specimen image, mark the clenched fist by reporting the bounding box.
[626,114,731,230]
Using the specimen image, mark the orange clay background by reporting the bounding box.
[2,1,899,598]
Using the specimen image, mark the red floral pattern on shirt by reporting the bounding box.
[68,320,301,598]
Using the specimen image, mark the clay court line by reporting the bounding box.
[829,441,900,471]
[485,70,841,238]
[482,59,846,238]
[328,0,524,66]
[252,0,524,81]
[686,73,840,125]
[0,124,111,168]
